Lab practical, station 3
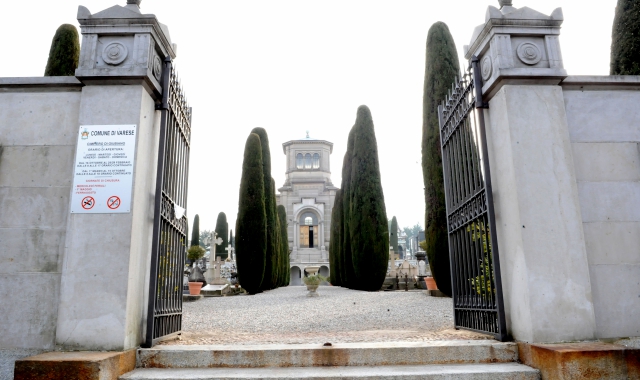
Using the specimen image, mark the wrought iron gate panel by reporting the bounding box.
[437,56,507,341]
[144,58,192,348]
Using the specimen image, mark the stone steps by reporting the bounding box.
[135,341,519,368]
[121,341,540,380]
[120,363,539,379]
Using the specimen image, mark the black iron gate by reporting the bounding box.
[143,58,192,348]
[437,56,507,341]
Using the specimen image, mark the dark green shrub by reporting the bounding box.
[45,24,80,76]
[329,189,343,286]
[421,22,459,297]
[191,214,200,247]
[611,0,640,74]
[349,105,389,291]
[236,133,267,294]
[214,212,229,260]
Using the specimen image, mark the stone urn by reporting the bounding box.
[306,284,319,297]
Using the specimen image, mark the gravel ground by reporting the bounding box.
[162,286,492,345]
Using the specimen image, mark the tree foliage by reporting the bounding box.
[421,22,459,297]
[340,128,357,288]
[191,214,201,247]
[214,212,229,260]
[611,0,640,74]
[329,189,343,286]
[45,24,80,76]
[235,133,267,294]
[349,106,389,291]
[277,205,289,286]
[390,216,398,256]
[250,128,278,291]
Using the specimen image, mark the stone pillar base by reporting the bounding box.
[517,342,640,380]
[14,350,136,380]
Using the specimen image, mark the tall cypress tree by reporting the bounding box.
[611,0,640,74]
[390,216,398,257]
[329,190,343,286]
[251,128,277,291]
[277,205,289,286]
[229,229,234,248]
[45,24,80,76]
[236,133,267,294]
[214,212,229,260]
[349,105,389,291]
[340,127,357,288]
[191,214,200,247]
[422,22,459,297]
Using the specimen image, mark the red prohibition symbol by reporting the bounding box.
[107,196,121,210]
[81,196,95,210]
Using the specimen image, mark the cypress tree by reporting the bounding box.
[611,0,640,74]
[277,205,289,286]
[191,214,200,247]
[229,230,234,248]
[421,22,459,297]
[390,216,398,257]
[236,133,267,294]
[214,212,229,260]
[251,128,277,291]
[349,105,389,291]
[340,127,358,289]
[329,190,343,286]
[45,24,80,76]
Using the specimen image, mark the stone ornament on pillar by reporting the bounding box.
[102,42,128,65]
[516,42,542,65]
[75,2,177,101]
[464,2,566,99]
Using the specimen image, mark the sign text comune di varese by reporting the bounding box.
[70,125,137,213]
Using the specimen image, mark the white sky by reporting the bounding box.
[2,0,616,233]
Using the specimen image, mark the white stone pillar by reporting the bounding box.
[55,2,177,351]
[464,3,596,343]
[319,221,327,261]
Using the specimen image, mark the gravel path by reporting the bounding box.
[162,286,492,345]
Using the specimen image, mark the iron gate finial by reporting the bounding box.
[498,0,513,9]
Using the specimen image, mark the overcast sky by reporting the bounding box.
[2,0,617,233]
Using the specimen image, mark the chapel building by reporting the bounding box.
[276,134,338,285]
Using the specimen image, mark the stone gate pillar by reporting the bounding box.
[465,2,597,342]
[55,1,177,350]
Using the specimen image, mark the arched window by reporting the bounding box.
[304,153,312,169]
[304,217,313,225]
[312,153,320,169]
[296,153,303,169]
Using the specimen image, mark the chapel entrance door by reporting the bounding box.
[299,225,315,248]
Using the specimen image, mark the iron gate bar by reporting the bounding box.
[437,56,507,341]
[143,57,192,348]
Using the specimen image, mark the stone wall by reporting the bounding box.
[0,78,83,375]
[0,78,83,350]
[562,76,640,340]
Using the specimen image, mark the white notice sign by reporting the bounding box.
[70,125,137,213]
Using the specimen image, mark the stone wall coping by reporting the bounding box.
[561,75,640,90]
[0,77,83,91]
